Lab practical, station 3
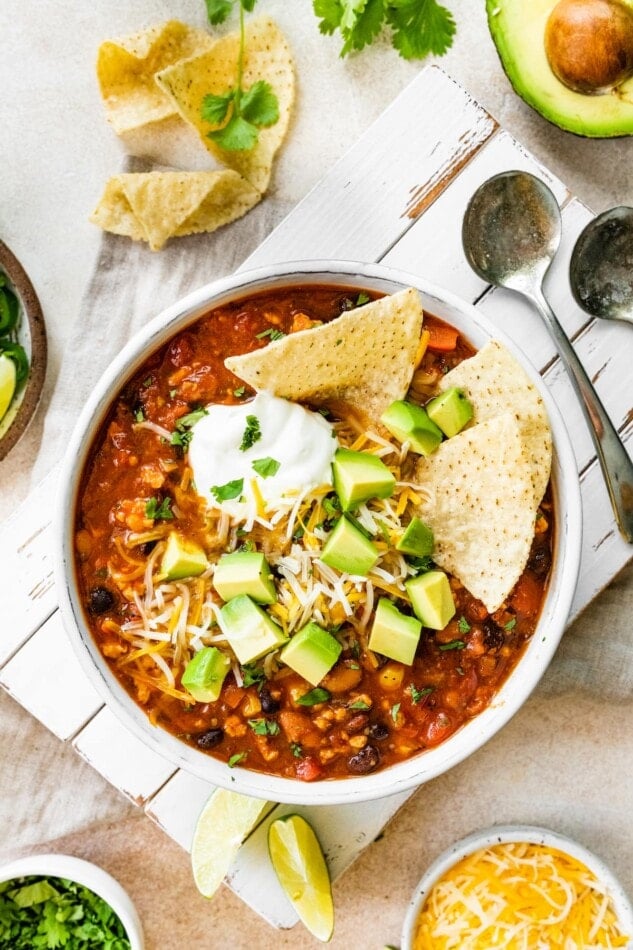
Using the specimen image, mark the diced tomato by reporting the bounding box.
[426,324,459,352]
[511,571,542,618]
[422,709,457,746]
[295,756,323,782]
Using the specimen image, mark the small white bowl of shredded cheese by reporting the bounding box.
[402,824,633,950]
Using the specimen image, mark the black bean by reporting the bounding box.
[196,728,224,750]
[346,714,369,734]
[528,544,551,578]
[138,540,157,556]
[88,586,115,615]
[259,687,280,714]
[482,619,504,651]
[348,745,380,774]
[368,722,389,741]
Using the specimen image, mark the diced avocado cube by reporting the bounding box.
[380,400,443,456]
[160,532,209,581]
[219,595,286,664]
[213,551,276,604]
[320,516,379,576]
[368,598,422,666]
[280,622,342,686]
[332,448,395,512]
[406,571,456,630]
[181,646,231,703]
[396,517,434,558]
[426,387,473,438]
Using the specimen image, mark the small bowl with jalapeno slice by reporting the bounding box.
[0,239,47,460]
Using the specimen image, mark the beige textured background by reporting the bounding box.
[1,1,632,947]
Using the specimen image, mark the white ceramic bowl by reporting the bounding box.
[0,853,144,949]
[55,260,582,806]
[401,824,633,949]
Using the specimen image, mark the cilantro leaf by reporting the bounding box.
[387,0,456,58]
[171,407,208,448]
[390,702,401,722]
[504,617,517,631]
[201,90,234,125]
[409,683,433,703]
[145,496,174,521]
[348,699,370,710]
[438,639,465,651]
[248,718,280,736]
[240,80,280,127]
[255,326,286,341]
[252,456,280,478]
[208,113,260,151]
[290,741,304,757]
[205,0,234,24]
[297,687,330,706]
[241,662,266,687]
[313,0,344,33]
[457,615,471,635]
[211,478,244,501]
[228,751,248,767]
[341,0,385,54]
[240,414,262,451]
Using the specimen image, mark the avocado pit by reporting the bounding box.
[545,0,633,94]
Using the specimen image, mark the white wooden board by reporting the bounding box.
[1,66,632,929]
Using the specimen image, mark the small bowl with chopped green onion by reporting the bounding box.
[0,239,47,460]
[0,853,143,949]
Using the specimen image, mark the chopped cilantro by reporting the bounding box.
[356,292,370,305]
[390,702,401,722]
[239,539,255,552]
[240,414,262,451]
[290,742,303,758]
[211,478,244,502]
[169,388,177,398]
[255,326,286,341]
[457,615,471,634]
[348,699,370,710]
[171,407,208,448]
[228,751,248,768]
[233,385,246,398]
[504,617,517,631]
[145,496,174,521]
[134,407,145,423]
[438,639,465,651]
[0,874,131,949]
[292,524,305,541]
[348,662,360,670]
[248,718,280,736]
[322,494,341,519]
[252,456,280,478]
[142,375,154,388]
[297,687,330,706]
[241,663,266,687]
[409,684,434,704]
[408,554,434,572]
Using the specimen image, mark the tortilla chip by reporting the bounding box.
[155,17,294,193]
[90,170,261,251]
[440,340,552,507]
[414,413,536,613]
[225,288,424,423]
[97,20,215,135]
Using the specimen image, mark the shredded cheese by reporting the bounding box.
[413,842,629,950]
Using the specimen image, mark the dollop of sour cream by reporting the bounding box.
[188,391,337,519]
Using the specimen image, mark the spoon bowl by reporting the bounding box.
[570,206,633,325]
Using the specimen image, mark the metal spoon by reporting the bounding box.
[462,170,633,543]
[570,206,633,325]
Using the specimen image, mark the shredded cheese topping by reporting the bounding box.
[413,842,629,950]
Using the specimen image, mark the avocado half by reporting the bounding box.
[486,0,633,136]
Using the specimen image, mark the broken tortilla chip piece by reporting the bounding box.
[440,340,552,508]
[414,413,536,613]
[97,20,215,135]
[155,17,294,194]
[225,288,424,423]
[90,170,261,251]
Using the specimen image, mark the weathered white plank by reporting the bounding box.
[0,610,103,740]
[0,466,58,665]
[382,129,569,297]
[243,66,496,271]
[145,770,218,852]
[73,707,176,805]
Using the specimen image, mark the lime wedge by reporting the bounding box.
[268,814,334,943]
[0,354,16,423]
[191,789,270,899]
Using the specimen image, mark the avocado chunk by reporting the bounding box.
[320,516,379,575]
[219,595,286,664]
[426,388,473,438]
[181,646,231,703]
[213,551,276,604]
[396,517,434,558]
[280,622,342,686]
[160,532,209,581]
[486,0,633,137]
[406,571,456,630]
[380,400,442,456]
[332,448,395,512]
[368,598,422,665]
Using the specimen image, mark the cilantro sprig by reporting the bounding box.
[201,0,280,152]
[313,0,456,60]
[145,496,174,521]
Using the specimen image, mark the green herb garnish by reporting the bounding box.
[457,616,471,634]
[248,718,280,736]
[228,751,248,767]
[241,663,266,687]
[240,414,261,451]
[202,0,279,152]
[233,385,246,398]
[438,639,465,651]
[348,699,370,710]
[409,684,434,704]
[145,496,174,521]
[290,742,304,758]
[504,618,517,631]
[314,0,456,60]
[390,702,401,722]
[252,456,280,478]
[211,478,244,501]
[297,687,330,706]
[171,407,208,448]
[255,326,286,341]
[134,408,145,423]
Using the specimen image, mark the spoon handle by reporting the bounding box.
[531,286,633,543]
